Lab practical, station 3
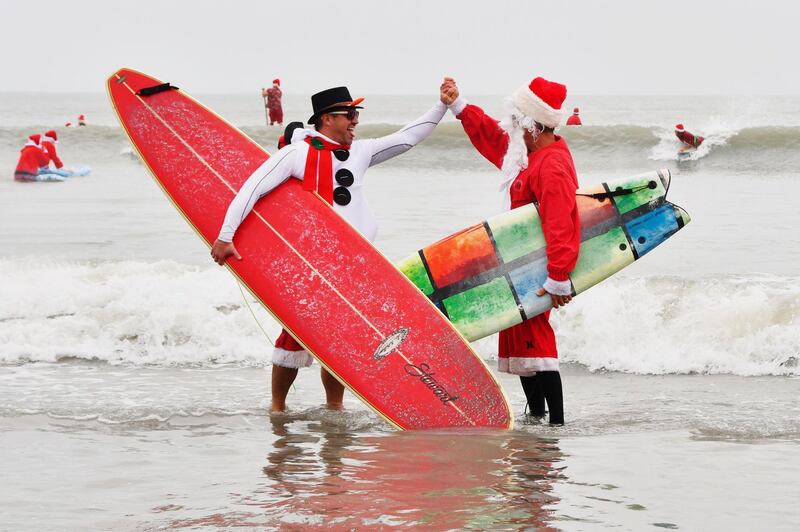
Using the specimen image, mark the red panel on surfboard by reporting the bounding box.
[576,195,617,230]
[107,68,512,430]
[424,223,500,289]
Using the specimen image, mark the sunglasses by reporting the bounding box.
[333,168,354,206]
[327,109,359,121]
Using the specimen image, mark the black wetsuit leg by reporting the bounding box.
[539,371,564,425]
[520,375,545,417]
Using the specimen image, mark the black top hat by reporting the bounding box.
[307,86,364,124]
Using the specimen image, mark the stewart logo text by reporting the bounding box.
[404,363,459,404]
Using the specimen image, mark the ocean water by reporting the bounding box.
[1,92,799,530]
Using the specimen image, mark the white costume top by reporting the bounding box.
[218,102,447,243]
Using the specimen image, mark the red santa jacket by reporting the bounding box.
[675,130,704,147]
[15,143,49,176]
[456,104,580,282]
[265,86,282,111]
[41,139,64,169]
[566,114,582,126]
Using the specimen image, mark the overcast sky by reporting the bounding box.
[2,0,797,96]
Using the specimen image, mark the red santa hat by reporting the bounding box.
[510,76,567,128]
[28,133,41,145]
[44,130,58,142]
[573,107,580,113]
[675,123,685,132]
[273,79,280,85]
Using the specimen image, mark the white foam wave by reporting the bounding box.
[1,259,797,376]
[0,258,280,366]
[553,276,800,376]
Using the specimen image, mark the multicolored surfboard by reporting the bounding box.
[107,68,512,430]
[397,169,690,341]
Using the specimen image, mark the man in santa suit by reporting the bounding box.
[566,107,582,126]
[440,76,580,425]
[40,130,65,172]
[674,123,704,148]
[211,85,450,412]
[14,134,50,181]
[262,79,283,126]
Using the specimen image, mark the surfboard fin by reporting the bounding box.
[137,83,179,97]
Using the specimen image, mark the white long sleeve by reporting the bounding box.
[216,102,446,244]
[364,101,447,166]
[217,144,301,242]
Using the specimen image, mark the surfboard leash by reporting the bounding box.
[236,279,277,347]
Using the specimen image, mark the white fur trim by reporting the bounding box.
[272,347,314,368]
[448,97,467,117]
[498,356,559,375]
[511,85,563,128]
[543,277,573,296]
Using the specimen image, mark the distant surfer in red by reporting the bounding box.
[40,130,64,170]
[262,79,283,126]
[566,107,582,126]
[440,76,580,425]
[675,123,704,148]
[66,114,87,128]
[211,86,450,412]
[14,134,49,181]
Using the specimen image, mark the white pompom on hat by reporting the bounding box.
[510,76,567,129]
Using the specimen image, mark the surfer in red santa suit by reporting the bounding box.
[440,76,580,425]
[674,123,704,148]
[566,107,582,126]
[40,130,64,170]
[14,134,50,181]
[211,86,450,412]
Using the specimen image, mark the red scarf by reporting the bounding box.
[303,136,349,205]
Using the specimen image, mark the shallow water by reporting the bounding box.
[1,364,798,530]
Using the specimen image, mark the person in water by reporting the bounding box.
[211,86,450,412]
[566,107,582,126]
[65,115,87,128]
[14,134,50,181]
[440,76,580,425]
[675,123,703,148]
[262,79,283,126]
[39,130,67,175]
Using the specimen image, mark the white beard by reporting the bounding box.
[498,115,528,211]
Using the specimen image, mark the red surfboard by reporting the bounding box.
[107,68,512,430]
